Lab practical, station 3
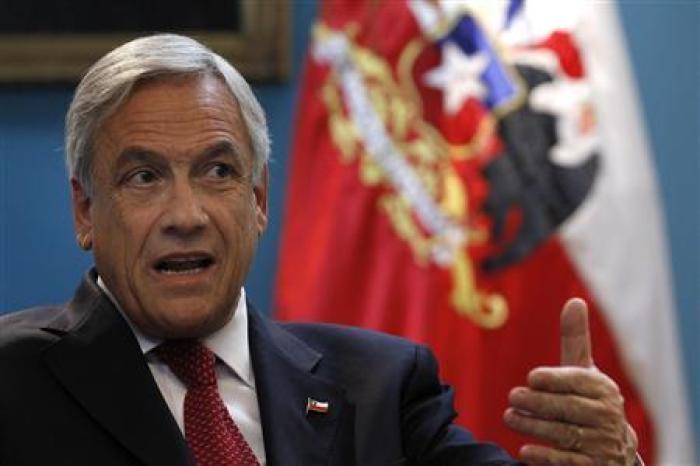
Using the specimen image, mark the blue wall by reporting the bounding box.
[0,0,697,449]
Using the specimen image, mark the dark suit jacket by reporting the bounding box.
[0,271,516,465]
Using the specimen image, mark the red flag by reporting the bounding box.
[275,1,694,463]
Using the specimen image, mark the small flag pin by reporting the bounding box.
[306,397,330,415]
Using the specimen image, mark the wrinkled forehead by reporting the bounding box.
[117,72,243,123]
[91,71,246,139]
[92,73,253,166]
[122,73,241,116]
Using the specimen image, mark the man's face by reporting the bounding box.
[72,75,268,339]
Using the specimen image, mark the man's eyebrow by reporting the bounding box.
[114,147,166,168]
[113,141,246,170]
[198,140,243,162]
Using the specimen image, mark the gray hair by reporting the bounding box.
[65,33,270,193]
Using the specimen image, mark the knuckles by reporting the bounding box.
[510,366,636,466]
[520,446,594,466]
[589,422,637,466]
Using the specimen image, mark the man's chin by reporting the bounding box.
[139,300,234,339]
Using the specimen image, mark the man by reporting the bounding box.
[0,34,638,465]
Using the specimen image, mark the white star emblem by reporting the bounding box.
[423,43,490,114]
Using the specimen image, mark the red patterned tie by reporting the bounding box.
[156,340,260,466]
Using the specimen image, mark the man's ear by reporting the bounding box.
[71,177,93,250]
[253,164,269,235]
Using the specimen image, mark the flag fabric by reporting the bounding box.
[275,1,695,463]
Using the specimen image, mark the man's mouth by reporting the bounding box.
[154,254,215,275]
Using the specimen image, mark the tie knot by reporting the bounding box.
[156,340,217,388]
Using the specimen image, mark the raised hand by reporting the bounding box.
[503,298,639,465]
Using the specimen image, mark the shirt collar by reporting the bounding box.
[96,276,255,388]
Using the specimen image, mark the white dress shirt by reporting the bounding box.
[97,277,266,464]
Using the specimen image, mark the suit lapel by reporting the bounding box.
[42,273,192,466]
[248,307,356,466]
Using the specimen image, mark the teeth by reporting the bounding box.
[156,257,212,274]
[160,266,205,275]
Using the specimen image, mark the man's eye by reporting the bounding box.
[126,169,158,186]
[206,163,235,179]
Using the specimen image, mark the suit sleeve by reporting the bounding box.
[400,345,522,465]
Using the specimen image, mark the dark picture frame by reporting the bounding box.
[0,0,289,83]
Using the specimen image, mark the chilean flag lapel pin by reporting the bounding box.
[306,397,330,415]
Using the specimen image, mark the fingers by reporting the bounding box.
[507,370,627,443]
[560,298,593,367]
[508,387,615,427]
[527,366,621,399]
[504,408,632,462]
[504,407,591,450]
[504,298,638,465]
[519,444,594,466]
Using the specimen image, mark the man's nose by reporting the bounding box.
[160,181,209,237]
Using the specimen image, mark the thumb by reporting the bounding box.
[560,298,594,367]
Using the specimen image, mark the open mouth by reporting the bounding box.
[154,254,215,275]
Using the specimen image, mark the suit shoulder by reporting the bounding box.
[0,305,65,328]
[0,306,65,350]
[281,320,417,345]
[278,320,423,359]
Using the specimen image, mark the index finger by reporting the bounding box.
[527,366,620,399]
[560,298,594,368]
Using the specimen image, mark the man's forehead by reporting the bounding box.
[86,74,254,175]
[118,73,239,116]
[97,75,248,143]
